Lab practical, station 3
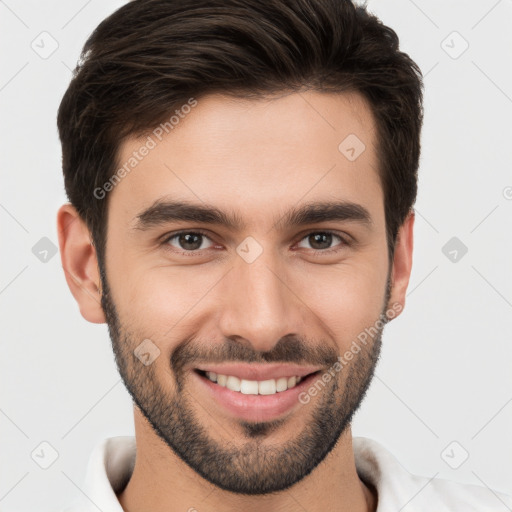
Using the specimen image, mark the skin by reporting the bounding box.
[57,90,414,512]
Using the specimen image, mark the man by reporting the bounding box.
[56,0,512,511]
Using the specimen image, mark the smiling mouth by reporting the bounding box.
[194,369,321,395]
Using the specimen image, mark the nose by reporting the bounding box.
[217,246,304,353]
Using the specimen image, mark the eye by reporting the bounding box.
[296,231,347,252]
[161,229,349,256]
[164,231,215,252]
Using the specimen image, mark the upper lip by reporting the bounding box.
[194,363,322,381]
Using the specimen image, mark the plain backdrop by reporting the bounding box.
[1,1,511,510]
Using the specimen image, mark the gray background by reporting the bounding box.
[1,0,511,510]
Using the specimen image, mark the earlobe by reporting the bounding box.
[57,204,106,324]
[387,210,415,318]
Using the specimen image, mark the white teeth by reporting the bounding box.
[276,377,288,392]
[226,375,241,392]
[203,371,305,394]
[258,379,277,395]
[240,380,259,395]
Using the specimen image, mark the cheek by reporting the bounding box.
[108,263,225,346]
[296,258,388,348]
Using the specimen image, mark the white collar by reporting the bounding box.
[62,435,512,511]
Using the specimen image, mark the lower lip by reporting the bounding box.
[193,370,320,422]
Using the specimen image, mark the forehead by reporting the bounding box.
[109,90,383,229]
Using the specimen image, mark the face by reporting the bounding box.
[93,91,405,494]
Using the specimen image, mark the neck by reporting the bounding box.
[117,408,377,512]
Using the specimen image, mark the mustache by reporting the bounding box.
[171,335,339,377]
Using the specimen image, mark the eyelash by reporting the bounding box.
[161,229,351,256]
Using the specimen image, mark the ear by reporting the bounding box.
[57,204,106,324]
[387,209,414,318]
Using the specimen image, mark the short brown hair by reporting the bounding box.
[57,0,423,267]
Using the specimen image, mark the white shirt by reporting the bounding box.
[61,436,512,511]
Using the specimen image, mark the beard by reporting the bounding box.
[100,268,392,496]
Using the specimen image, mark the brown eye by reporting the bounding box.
[297,231,345,252]
[166,232,213,252]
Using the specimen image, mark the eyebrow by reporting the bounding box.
[133,199,373,232]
